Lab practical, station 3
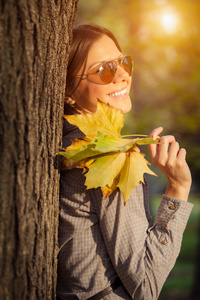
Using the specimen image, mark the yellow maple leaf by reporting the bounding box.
[60,101,158,204]
[116,147,156,204]
[85,152,126,188]
[64,101,124,139]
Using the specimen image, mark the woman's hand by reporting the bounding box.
[148,127,192,201]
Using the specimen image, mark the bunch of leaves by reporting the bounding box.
[59,101,159,204]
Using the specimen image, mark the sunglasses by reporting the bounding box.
[77,55,133,85]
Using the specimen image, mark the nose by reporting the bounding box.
[112,65,131,84]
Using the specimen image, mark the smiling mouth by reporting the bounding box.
[108,88,127,99]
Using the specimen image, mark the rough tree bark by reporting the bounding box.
[0,0,79,299]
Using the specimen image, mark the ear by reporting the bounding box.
[65,96,76,107]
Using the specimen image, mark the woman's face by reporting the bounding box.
[72,35,132,114]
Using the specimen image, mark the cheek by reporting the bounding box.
[83,85,106,103]
[76,85,99,112]
[74,81,109,112]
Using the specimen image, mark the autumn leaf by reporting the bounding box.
[64,101,123,139]
[135,137,160,145]
[85,152,127,188]
[60,101,159,204]
[61,156,94,170]
[84,145,156,203]
[116,147,156,202]
[91,132,134,153]
[60,143,102,161]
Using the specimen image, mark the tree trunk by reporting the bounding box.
[0,0,79,299]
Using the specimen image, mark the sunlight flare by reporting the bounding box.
[161,12,179,34]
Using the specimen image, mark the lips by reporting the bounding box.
[108,88,127,99]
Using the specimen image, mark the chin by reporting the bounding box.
[119,99,132,114]
[102,97,132,113]
[122,107,131,114]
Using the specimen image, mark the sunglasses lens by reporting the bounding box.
[100,61,118,84]
[121,56,132,75]
[87,56,132,84]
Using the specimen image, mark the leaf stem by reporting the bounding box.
[121,134,148,138]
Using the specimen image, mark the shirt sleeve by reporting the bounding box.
[89,182,193,300]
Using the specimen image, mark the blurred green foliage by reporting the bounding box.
[75,0,200,187]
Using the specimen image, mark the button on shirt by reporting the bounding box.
[57,121,194,300]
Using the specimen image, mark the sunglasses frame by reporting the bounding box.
[77,55,133,85]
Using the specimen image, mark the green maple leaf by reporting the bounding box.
[60,101,159,204]
[60,143,102,161]
[91,132,134,153]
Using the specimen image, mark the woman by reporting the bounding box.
[57,24,193,300]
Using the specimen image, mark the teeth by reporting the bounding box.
[110,88,127,97]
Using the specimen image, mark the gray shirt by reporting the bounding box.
[57,121,193,300]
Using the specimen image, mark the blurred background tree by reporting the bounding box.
[75,1,200,299]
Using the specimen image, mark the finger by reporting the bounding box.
[159,135,176,152]
[148,127,163,159]
[158,135,176,161]
[148,143,158,160]
[168,141,180,163]
[149,127,163,139]
[150,134,175,161]
[177,148,187,161]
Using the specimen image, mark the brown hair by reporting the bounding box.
[64,24,121,114]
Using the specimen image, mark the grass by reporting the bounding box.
[150,194,200,300]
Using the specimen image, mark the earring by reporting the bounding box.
[65,97,75,107]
